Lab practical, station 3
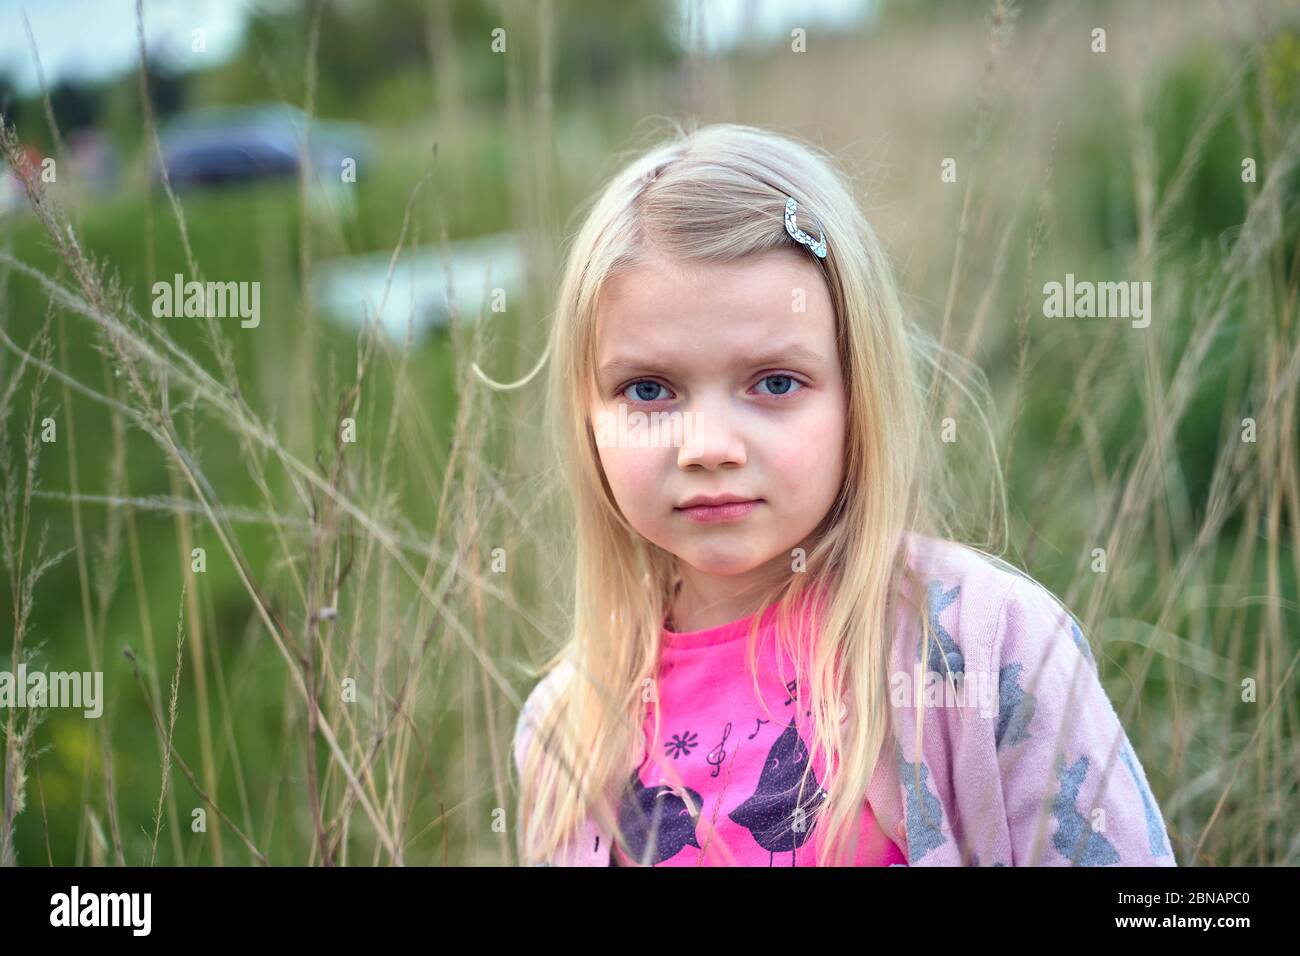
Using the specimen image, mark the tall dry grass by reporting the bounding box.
[0,0,1296,866]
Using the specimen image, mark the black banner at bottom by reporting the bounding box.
[0,864,1276,940]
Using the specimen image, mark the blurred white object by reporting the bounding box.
[311,232,527,343]
[0,164,28,217]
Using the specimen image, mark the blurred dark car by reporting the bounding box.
[154,103,372,189]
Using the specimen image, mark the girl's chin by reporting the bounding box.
[671,549,778,579]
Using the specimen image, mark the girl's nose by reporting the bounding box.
[676,405,746,470]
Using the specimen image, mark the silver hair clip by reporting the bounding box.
[784,196,827,259]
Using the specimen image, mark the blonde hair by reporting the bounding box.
[516,119,1005,866]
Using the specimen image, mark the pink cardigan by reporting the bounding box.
[512,532,1177,866]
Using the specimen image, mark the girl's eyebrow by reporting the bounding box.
[598,342,827,378]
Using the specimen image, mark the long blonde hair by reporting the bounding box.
[516,120,1004,866]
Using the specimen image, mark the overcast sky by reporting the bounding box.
[0,0,251,92]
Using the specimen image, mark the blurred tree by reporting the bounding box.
[196,0,680,118]
[49,79,103,133]
[0,71,22,131]
[144,59,189,118]
[880,0,1070,25]
[553,0,679,93]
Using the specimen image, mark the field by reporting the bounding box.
[0,0,1297,866]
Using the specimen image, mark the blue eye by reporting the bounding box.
[754,374,802,397]
[618,375,803,403]
[621,380,672,403]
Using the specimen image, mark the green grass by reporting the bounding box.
[1,0,1297,867]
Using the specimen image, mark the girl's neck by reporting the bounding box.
[668,557,792,633]
[667,590,765,633]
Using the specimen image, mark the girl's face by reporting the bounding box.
[589,247,846,592]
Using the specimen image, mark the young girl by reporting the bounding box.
[511,121,1176,867]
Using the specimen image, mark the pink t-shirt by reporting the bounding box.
[612,595,906,867]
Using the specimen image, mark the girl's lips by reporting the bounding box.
[675,499,761,523]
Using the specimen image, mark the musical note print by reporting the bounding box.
[706,722,732,778]
[783,679,798,706]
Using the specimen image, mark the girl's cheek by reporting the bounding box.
[772,407,841,480]
[599,445,665,502]
[777,408,813,447]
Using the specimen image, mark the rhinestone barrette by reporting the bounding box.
[784,196,827,259]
